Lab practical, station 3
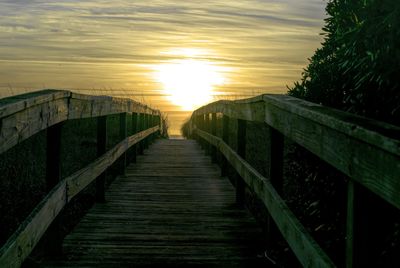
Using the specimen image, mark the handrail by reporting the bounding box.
[193,94,400,209]
[0,89,160,155]
[0,127,159,267]
[196,128,335,267]
[0,90,162,267]
[191,94,400,267]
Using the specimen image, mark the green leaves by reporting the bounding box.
[288,0,400,125]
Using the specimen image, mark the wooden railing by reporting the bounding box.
[190,94,400,267]
[0,90,162,267]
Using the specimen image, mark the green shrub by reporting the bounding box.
[289,0,400,126]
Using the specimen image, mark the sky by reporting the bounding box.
[0,0,326,135]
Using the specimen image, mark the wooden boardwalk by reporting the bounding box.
[44,139,267,267]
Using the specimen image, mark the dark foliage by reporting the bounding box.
[289,0,400,126]
[287,0,400,265]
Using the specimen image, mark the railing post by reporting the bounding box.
[346,180,355,268]
[265,126,284,251]
[211,113,217,163]
[221,114,229,177]
[270,127,284,194]
[138,113,144,155]
[196,115,203,148]
[236,119,246,206]
[151,114,156,142]
[46,122,63,255]
[46,123,62,191]
[96,116,107,203]
[196,115,202,143]
[347,182,382,268]
[119,112,127,176]
[157,114,161,136]
[144,114,149,149]
[204,113,210,155]
[132,112,138,163]
[151,114,155,140]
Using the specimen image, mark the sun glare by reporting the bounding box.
[154,54,226,111]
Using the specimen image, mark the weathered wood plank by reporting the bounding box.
[0,97,69,154]
[0,181,67,268]
[194,99,265,122]
[67,126,159,200]
[196,129,335,267]
[0,90,160,155]
[0,126,159,267]
[96,116,107,203]
[0,90,70,118]
[68,93,157,119]
[262,94,400,155]
[46,139,266,267]
[193,94,400,209]
[264,102,400,209]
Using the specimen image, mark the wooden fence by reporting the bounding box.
[0,90,161,267]
[191,94,400,267]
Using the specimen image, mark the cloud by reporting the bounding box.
[0,0,326,122]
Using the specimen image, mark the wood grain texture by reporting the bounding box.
[0,90,160,154]
[192,94,400,209]
[0,97,69,154]
[67,126,159,200]
[43,139,268,267]
[0,127,158,267]
[0,90,70,118]
[194,100,265,123]
[0,181,67,268]
[196,129,335,268]
[264,102,400,209]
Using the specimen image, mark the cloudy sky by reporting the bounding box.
[0,0,326,135]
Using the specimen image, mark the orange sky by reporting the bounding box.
[0,1,326,135]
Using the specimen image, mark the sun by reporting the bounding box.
[154,58,225,111]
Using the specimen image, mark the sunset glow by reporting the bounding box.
[0,0,326,135]
[154,57,225,110]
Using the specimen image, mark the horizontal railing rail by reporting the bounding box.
[0,89,160,155]
[0,90,162,267]
[191,94,400,267]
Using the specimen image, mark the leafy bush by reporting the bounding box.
[289,0,400,126]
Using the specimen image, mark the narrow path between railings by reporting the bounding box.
[42,139,267,267]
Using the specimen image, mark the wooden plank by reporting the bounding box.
[269,126,284,194]
[0,97,69,154]
[46,122,63,190]
[221,114,229,177]
[264,102,400,209]
[211,113,217,163]
[68,93,157,119]
[0,90,160,155]
[45,121,63,255]
[0,90,70,118]
[205,114,210,155]
[194,99,265,122]
[193,94,400,208]
[67,126,159,200]
[119,113,128,174]
[0,124,160,267]
[46,139,265,267]
[196,129,335,267]
[0,181,67,268]
[236,119,246,206]
[96,116,107,203]
[0,125,159,267]
[346,180,354,268]
[131,113,138,163]
[262,94,400,155]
